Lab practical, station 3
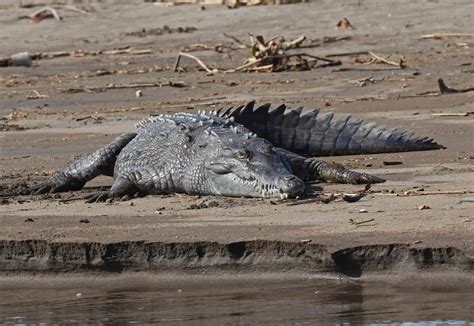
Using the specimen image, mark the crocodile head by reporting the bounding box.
[201,132,305,198]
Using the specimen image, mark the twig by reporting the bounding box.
[432,112,471,117]
[421,33,474,39]
[224,58,265,73]
[282,36,306,50]
[75,115,92,121]
[279,52,338,63]
[326,51,369,57]
[28,48,152,61]
[438,78,474,94]
[353,218,375,225]
[368,51,405,68]
[174,52,215,74]
[246,64,274,72]
[339,95,390,103]
[375,190,473,197]
[287,193,338,206]
[60,82,180,94]
[332,67,400,72]
[222,33,248,47]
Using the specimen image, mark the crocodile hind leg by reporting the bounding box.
[27,133,137,194]
[276,148,385,184]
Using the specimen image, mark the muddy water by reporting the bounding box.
[1,277,473,325]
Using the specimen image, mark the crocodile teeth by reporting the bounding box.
[280,193,289,200]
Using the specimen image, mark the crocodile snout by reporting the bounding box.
[278,175,305,197]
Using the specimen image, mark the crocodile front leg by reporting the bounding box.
[276,148,385,184]
[86,164,177,202]
[28,133,137,194]
[85,176,142,203]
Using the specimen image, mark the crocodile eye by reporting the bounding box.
[235,149,252,160]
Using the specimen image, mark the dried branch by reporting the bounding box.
[60,81,186,94]
[438,78,474,94]
[368,51,406,68]
[421,33,474,39]
[174,52,216,74]
[222,33,249,48]
[224,58,265,73]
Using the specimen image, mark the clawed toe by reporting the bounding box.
[23,183,53,195]
[350,173,385,185]
[84,191,111,203]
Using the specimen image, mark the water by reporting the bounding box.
[0,276,473,325]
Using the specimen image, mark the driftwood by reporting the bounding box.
[174,34,340,73]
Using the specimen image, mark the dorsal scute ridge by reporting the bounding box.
[135,111,239,138]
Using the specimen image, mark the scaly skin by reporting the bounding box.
[26,102,443,202]
[218,101,445,156]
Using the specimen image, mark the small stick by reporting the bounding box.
[339,95,390,103]
[368,51,405,68]
[282,36,306,50]
[246,64,274,72]
[438,78,474,94]
[287,193,338,206]
[222,33,248,47]
[432,112,471,117]
[61,82,171,93]
[421,33,474,39]
[281,52,339,63]
[355,218,375,225]
[375,190,472,196]
[174,52,215,74]
[75,115,92,121]
[326,51,369,57]
[332,67,400,72]
[224,58,264,73]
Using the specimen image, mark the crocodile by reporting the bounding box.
[28,101,444,201]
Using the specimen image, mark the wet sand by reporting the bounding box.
[0,0,473,274]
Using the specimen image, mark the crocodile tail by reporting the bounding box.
[218,101,445,156]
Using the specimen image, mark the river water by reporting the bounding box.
[1,276,473,325]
